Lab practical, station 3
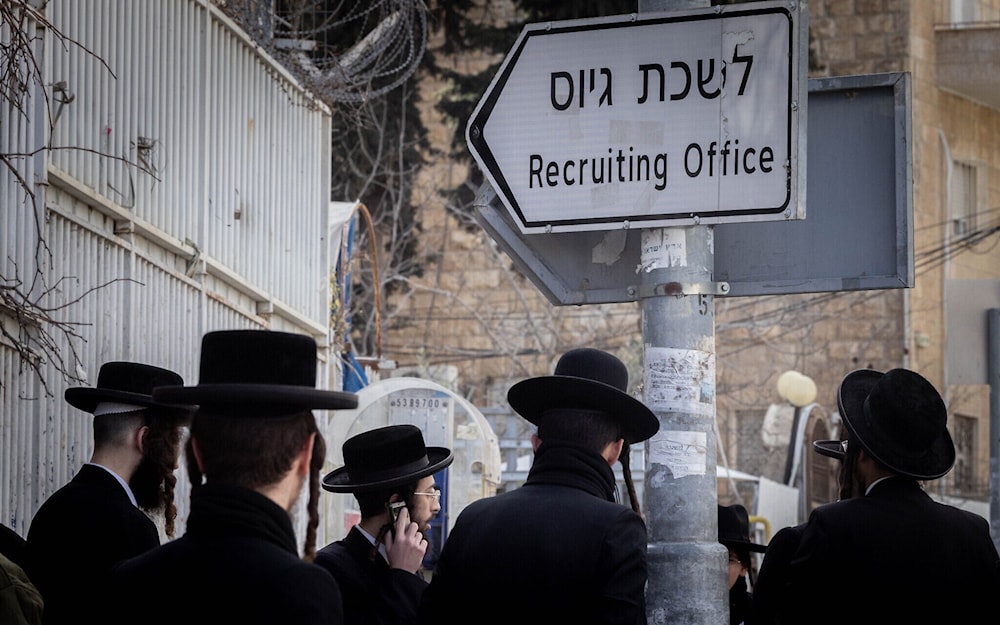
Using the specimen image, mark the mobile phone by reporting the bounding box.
[388,501,406,523]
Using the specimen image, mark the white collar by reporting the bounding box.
[864,475,893,496]
[87,462,138,507]
[355,524,389,563]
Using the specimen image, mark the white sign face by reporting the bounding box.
[467,1,807,234]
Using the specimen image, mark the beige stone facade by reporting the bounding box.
[384,1,1000,506]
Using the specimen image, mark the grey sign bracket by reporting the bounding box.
[628,282,732,299]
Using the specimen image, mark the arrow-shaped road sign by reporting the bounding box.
[467,1,808,234]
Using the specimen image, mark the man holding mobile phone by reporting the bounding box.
[317,424,453,625]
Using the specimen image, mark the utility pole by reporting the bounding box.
[641,226,726,624]
[636,3,728,624]
[989,308,1000,553]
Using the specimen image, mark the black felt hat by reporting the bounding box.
[507,348,659,444]
[322,424,453,493]
[152,330,358,416]
[837,368,955,480]
[812,439,847,461]
[65,362,195,418]
[718,504,766,553]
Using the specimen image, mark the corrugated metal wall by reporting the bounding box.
[46,0,331,321]
[1,0,340,544]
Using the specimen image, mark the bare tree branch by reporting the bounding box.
[1,0,150,395]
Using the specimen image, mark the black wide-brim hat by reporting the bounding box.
[812,439,847,461]
[507,348,659,444]
[837,368,955,480]
[65,362,195,418]
[718,504,766,553]
[322,424,453,493]
[153,330,358,416]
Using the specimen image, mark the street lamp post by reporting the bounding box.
[777,370,818,523]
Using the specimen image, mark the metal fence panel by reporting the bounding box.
[46,0,331,320]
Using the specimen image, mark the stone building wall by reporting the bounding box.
[385,1,1000,501]
[912,0,1000,496]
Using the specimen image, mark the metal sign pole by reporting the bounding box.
[988,308,1000,553]
[640,225,726,624]
[635,3,727,625]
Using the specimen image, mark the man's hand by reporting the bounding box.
[383,506,427,574]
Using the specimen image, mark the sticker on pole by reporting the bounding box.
[467,1,807,234]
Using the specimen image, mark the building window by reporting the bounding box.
[951,161,977,237]
[735,408,769,476]
[952,413,976,495]
[949,0,978,24]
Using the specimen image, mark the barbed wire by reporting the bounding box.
[215,0,427,105]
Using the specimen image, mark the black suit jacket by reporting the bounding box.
[315,525,427,625]
[782,476,1000,624]
[108,483,343,625]
[419,444,648,625]
[0,524,30,571]
[751,523,803,625]
[26,464,159,625]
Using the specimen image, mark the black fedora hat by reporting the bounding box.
[812,439,847,461]
[152,330,358,416]
[65,362,195,418]
[837,368,955,480]
[507,348,659,444]
[322,424,453,493]
[718,504,766,553]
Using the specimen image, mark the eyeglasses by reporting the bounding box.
[413,488,441,500]
[728,558,743,566]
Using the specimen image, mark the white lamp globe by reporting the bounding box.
[776,370,817,407]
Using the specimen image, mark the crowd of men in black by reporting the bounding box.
[1,329,998,625]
